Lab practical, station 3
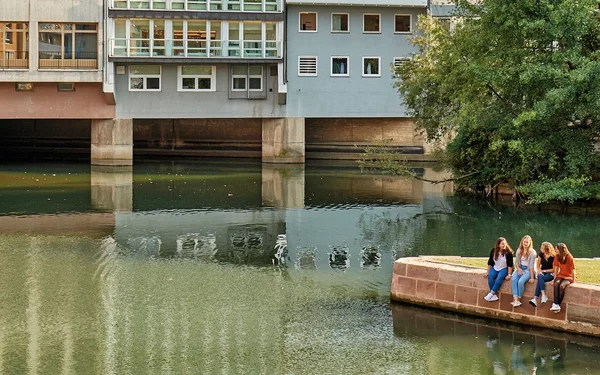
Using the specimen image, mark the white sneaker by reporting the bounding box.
[484,292,493,301]
[489,294,499,302]
[541,295,548,303]
[550,303,561,312]
[511,301,522,307]
[529,298,537,307]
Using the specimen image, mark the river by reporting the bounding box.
[0,159,599,374]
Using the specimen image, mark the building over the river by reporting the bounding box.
[0,0,442,165]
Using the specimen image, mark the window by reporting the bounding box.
[232,65,247,90]
[248,66,262,91]
[362,57,380,77]
[331,56,349,77]
[331,13,349,33]
[298,56,317,76]
[394,15,411,33]
[300,12,317,32]
[363,14,380,33]
[393,57,410,77]
[38,23,98,69]
[231,65,263,91]
[57,83,75,91]
[438,18,454,33]
[178,66,216,91]
[129,65,161,91]
[0,23,29,69]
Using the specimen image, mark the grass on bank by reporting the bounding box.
[430,257,600,285]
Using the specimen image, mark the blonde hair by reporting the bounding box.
[540,242,556,258]
[518,235,534,259]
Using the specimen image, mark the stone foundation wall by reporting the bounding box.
[391,257,600,337]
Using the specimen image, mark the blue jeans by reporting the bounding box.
[535,272,554,297]
[512,265,531,298]
[488,267,508,293]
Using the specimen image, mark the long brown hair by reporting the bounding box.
[494,237,513,260]
[555,243,572,263]
[540,242,556,259]
[518,235,533,259]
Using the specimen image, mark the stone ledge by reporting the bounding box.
[390,256,600,337]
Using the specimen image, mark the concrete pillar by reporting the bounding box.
[91,166,133,213]
[262,117,305,164]
[262,164,305,208]
[91,118,133,166]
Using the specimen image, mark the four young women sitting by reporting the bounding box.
[483,236,576,313]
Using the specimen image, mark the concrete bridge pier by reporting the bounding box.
[261,164,305,208]
[91,118,133,166]
[91,166,133,213]
[262,118,305,164]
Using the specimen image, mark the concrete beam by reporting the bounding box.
[262,117,305,164]
[91,118,133,166]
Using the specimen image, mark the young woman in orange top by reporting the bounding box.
[549,243,576,313]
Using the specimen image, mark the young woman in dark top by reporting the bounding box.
[529,242,555,307]
[483,237,514,302]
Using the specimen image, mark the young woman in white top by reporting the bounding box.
[511,235,536,307]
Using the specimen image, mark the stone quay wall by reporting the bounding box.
[390,257,600,337]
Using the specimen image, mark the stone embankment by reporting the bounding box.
[391,257,600,337]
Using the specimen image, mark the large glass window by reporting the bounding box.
[362,57,380,77]
[331,56,349,77]
[300,12,317,32]
[331,13,349,33]
[231,65,263,91]
[394,14,411,33]
[39,23,97,68]
[178,65,216,91]
[0,22,28,68]
[363,14,380,33]
[129,65,161,91]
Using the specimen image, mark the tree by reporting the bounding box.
[395,0,600,202]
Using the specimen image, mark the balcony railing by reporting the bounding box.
[38,52,98,69]
[110,38,281,59]
[0,51,29,69]
[111,0,281,12]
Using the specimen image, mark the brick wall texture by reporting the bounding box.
[390,257,600,337]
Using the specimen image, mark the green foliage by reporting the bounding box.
[518,177,600,203]
[396,0,600,202]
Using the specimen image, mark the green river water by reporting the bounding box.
[0,160,599,375]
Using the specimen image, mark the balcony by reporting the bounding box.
[38,52,98,69]
[109,38,282,60]
[110,0,281,12]
[0,51,29,69]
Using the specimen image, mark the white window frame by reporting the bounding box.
[394,14,412,34]
[177,65,216,92]
[298,56,318,76]
[248,66,263,91]
[331,13,349,33]
[129,65,162,91]
[232,73,247,91]
[362,56,381,77]
[299,12,318,33]
[363,13,381,34]
[330,56,349,77]
[393,57,411,77]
